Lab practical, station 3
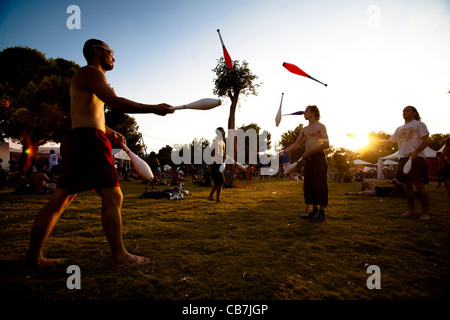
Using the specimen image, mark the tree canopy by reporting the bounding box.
[0,46,79,171]
[212,57,261,130]
[0,46,147,171]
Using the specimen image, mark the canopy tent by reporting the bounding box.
[382,160,398,165]
[111,148,131,161]
[8,143,60,155]
[380,147,437,160]
[353,159,375,165]
[37,146,60,155]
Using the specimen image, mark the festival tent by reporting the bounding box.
[112,148,131,161]
[352,159,376,173]
[353,159,374,165]
[6,140,60,156]
[382,160,398,165]
[379,147,437,160]
[37,146,60,155]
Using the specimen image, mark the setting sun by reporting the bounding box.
[344,133,371,151]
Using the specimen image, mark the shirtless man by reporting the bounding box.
[25,39,173,269]
[282,105,329,222]
[28,165,56,193]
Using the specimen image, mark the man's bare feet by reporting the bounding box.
[402,211,414,216]
[207,197,215,201]
[112,253,150,268]
[419,214,431,220]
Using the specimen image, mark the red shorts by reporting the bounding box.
[57,127,120,194]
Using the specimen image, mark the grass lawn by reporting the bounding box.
[1,176,449,302]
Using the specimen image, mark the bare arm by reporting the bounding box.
[282,132,305,155]
[84,67,174,115]
[105,126,126,145]
[42,174,56,183]
[410,135,429,160]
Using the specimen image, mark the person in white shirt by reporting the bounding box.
[48,149,59,178]
[48,150,58,170]
[387,106,430,220]
[207,127,226,203]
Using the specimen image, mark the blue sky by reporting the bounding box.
[1,0,449,153]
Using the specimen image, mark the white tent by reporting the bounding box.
[7,142,60,155]
[353,159,374,165]
[111,148,131,161]
[380,147,437,160]
[383,160,398,165]
[37,146,60,155]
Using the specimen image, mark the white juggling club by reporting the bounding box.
[275,93,284,127]
[170,98,222,111]
[226,156,247,171]
[121,143,154,181]
[284,157,303,175]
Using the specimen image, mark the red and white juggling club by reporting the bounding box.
[283,62,327,87]
[217,29,233,69]
[121,143,154,181]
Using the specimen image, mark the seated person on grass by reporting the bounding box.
[345,179,405,198]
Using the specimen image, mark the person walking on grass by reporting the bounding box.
[281,105,329,222]
[207,127,226,203]
[25,39,174,269]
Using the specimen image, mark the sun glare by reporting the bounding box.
[344,133,370,151]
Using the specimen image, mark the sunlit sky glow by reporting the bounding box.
[1,0,449,153]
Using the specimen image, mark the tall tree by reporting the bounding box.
[212,57,261,130]
[0,47,79,172]
[212,57,261,186]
